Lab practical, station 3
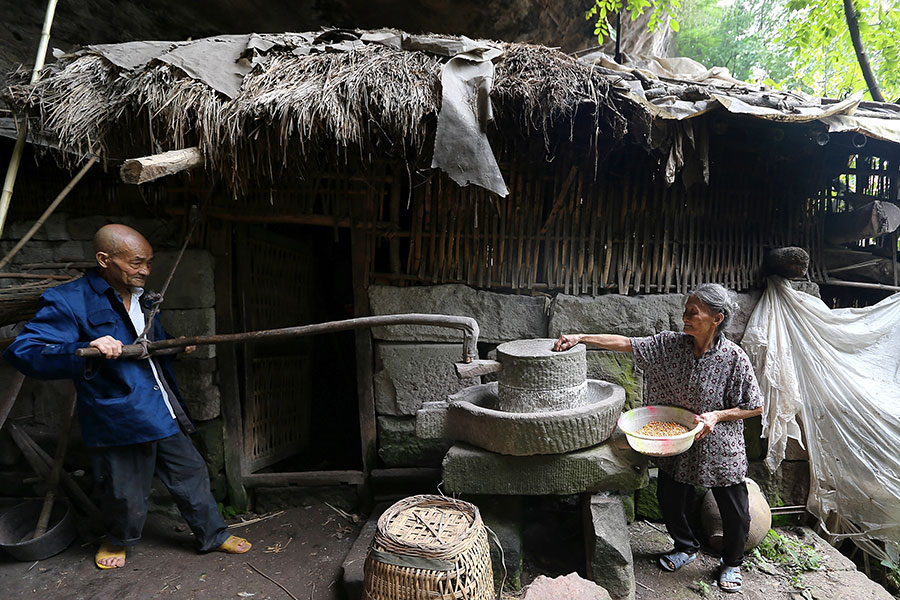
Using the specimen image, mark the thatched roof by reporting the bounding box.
[2,30,635,194]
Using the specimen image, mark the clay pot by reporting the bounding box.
[700,477,771,551]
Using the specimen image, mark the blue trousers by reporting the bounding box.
[89,430,230,552]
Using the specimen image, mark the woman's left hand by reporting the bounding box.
[694,411,720,440]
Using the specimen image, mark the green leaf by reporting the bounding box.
[670,18,680,32]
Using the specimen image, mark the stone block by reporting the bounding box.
[790,280,821,298]
[117,217,180,248]
[66,215,113,240]
[53,240,93,262]
[193,418,225,473]
[586,350,643,411]
[377,416,452,468]
[584,493,634,600]
[779,460,810,506]
[160,308,215,359]
[147,250,215,309]
[374,343,478,416]
[523,573,611,600]
[369,284,548,343]
[341,503,387,600]
[174,363,220,420]
[620,494,635,523]
[415,401,448,439]
[744,415,765,460]
[784,436,809,461]
[634,468,662,521]
[474,495,524,591]
[1,215,67,241]
[747,460,781,505]
[442,442,648,496]
[549,293,684,339]
[550,290,763,343]
[4,242,54,265]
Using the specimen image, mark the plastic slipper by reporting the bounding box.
[719,565,743,593]
[95,541,126,569]
[217,535,252,554]
[658,550,696,572]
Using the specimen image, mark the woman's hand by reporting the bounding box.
[553,334,582,352]
[694,411,720,440]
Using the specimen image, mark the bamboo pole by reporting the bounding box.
[0,0,60,237]
[32,390,77,539]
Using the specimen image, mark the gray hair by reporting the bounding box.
[686,283,737,337]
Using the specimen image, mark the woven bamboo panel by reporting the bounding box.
[392,156,815,295]
[243,353,312,473]
[364,495,493,600]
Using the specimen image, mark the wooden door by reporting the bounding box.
[237,226,314,473]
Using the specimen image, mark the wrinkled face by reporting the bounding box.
[98,238,153,293]
[682,295,723,339]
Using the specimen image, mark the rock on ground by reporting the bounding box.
[523,572,612,600]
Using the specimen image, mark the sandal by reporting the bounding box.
[217,535,252,554]
[95,541,126,569]
[719,565,743,593]
[658,550,696,572]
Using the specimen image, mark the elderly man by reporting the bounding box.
[4,224,250,569]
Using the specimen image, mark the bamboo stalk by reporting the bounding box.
[32,390,77,539]
[0,0,60,237]
[601,176,613,290]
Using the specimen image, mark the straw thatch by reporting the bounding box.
[3,32,634,194]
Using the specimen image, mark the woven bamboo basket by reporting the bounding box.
[363,495,494,600]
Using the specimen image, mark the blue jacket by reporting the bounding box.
[3,269,187,447]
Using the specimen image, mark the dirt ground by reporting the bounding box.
[0,503,360,600]
[1,499,897,600]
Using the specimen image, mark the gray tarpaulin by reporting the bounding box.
[90,35,252,99]
[431,41,508,197]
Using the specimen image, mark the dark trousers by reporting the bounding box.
[657,469,750,567]
[89,430,230,552]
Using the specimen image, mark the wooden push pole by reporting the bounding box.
[0,0,60,238]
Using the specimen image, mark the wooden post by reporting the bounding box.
[209,221,249,510]
[119,147,204,184]
[350,181,377,507]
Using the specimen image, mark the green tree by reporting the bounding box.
[586,0,681,43]
[775,0,900,101]
[674,0,793,83]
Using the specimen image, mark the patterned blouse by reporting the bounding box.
[630,331,763,487]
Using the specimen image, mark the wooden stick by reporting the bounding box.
[0,155,99,270]
[0,272,74,280]
[246,562,300,600]
[821,278,900,292]
[33,390,77,539]
[0,371,25,431]
[120,147,203,184]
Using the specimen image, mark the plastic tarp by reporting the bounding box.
[742,276,900,557]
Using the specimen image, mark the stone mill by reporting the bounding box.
[416,338,648,600]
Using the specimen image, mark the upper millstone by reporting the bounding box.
[496,338,587,412]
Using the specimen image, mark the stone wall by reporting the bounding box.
[0,214,226,500]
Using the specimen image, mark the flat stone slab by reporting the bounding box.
[444,380,625,456]
[369,283,548,343]
[442,437,648,495]
[377,416,452,468]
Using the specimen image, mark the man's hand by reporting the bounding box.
[553,334,582,352]
[694,411,720,440]
[89,335,124,359]
[177,336,196,355]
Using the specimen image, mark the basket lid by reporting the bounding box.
[374,494,483,559]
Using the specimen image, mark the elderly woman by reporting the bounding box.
[554,283,763,593]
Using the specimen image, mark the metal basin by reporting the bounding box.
[617,405,703,457]
[0,500,77,561]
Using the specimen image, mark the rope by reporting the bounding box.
[134,206,201,350]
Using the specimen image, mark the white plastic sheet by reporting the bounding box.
[742,276,900,554]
